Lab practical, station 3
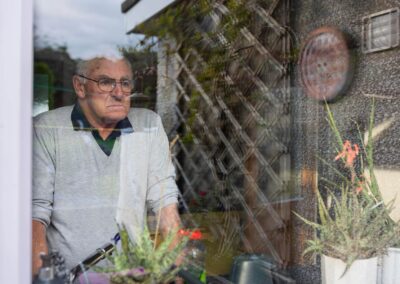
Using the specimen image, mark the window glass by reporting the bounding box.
[32,1,400,283]
[33,0,148,115]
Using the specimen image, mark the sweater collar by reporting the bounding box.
[71,103,134,134]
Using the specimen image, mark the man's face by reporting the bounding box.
[77,58,132,126]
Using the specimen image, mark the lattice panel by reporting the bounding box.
[169,0,291,264]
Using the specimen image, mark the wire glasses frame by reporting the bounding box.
[77,74,134,94]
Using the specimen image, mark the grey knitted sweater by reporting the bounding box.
[32,106,179,270]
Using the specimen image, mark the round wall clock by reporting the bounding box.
[299,26,351,101]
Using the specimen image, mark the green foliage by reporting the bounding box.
[97,226,188,284]
[295,188,398,275]
[143,86,155,98]
[34,62,55,109]
[181,132,194,144]
[295,100,400,275]
[119,47,157,71]
[222,0,251,42]
[136,0,253,113]
[136,0,254,155]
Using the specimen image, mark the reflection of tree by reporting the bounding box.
[34,62,54,109]
[34,25,76,110]
[34,45,76,109]
[33,34,158,110]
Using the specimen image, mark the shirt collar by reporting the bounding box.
[71,103,134,134]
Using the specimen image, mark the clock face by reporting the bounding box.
[299,27,351,101]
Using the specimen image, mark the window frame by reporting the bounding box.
[0,0,33,282]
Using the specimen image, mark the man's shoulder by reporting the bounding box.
[127,108,161,130]
[128,107,158,119]
[33,105,74,127]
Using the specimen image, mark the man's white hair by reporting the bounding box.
[76,56,132,83]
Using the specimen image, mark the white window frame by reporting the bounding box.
[0,0,33,282]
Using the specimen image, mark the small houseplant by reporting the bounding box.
[295,101,399,283]
[83,226,191,284]
[107,226,188,284]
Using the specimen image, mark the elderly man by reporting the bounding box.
[32,56,182,275]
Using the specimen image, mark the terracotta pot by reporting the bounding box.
[321,254,378,284]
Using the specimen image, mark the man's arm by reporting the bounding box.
[158,203,185,284]
[32,116,56,276]
[158,203,182,237]
[32,220,48,276]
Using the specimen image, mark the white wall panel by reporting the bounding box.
[0,0,33,282]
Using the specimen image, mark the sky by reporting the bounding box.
[34,0,142,59]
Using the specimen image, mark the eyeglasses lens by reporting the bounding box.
[98,78,133,93]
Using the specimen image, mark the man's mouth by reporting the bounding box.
[107,105,125,109]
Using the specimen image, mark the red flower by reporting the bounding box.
[198,190,207,197]
[178,229,202,240]
[190,230,202,240]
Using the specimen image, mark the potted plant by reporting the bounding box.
[108,227,190,284]
[76,226,191,284]
[295,101,400,283]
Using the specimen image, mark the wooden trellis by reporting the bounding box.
[168,0,292,265]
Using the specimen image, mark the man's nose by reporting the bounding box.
[111,83,124,99]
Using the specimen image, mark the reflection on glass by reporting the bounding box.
[32,1,400,283]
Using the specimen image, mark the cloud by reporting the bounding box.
[34,0,141,59]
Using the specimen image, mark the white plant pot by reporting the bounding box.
[378,247,400,284]
[321,254,378,284]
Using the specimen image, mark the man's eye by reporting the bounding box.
[121,80,132,88]
[99,78,115,86]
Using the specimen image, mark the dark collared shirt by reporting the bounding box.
[71,103,134,156]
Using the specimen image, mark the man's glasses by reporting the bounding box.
[77,74,134,94]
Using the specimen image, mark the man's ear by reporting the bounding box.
[73,75,85,99]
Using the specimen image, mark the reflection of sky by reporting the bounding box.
[34,0,142,60]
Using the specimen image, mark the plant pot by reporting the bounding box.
[321,255,378,284]
[77,272,158,284]
[378,247,400,284]
[77,272,109,284]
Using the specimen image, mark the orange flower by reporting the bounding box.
[354,177,365,194]
[334,140,359,167]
